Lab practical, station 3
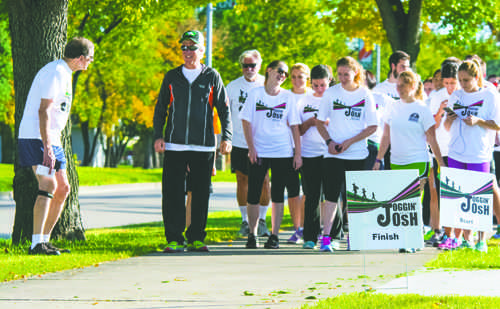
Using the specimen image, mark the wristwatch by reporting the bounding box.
[325,138,333,146]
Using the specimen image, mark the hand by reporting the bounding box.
[293,154,302,170]
[220,140,232,155]
[154,138,165,153]
[327,141,342,155]
[446,112,458,121]
[248,146,258,164]
[339,139,353,153]
[42,145,55,173]
[439,100,448,113]
[463,115,479,126]
[372,161,381,170]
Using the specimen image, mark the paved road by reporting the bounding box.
[0,182,237,239]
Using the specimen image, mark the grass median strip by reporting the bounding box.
[0,210,292,282]
[300,293,500,308]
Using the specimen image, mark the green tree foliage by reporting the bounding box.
[215,0,349,84]
[0,6,14,126]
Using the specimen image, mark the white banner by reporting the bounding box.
[439,167,494,232]
[346,170,424,250]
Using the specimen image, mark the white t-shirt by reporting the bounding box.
[429,87,452,157]
[385,100,434,165]
[297,93,327,157]
[290,89,312,149]
[446,88,500,163]
[373,79,399,100]
[182,66,202,84]
[226,75,265,148]
[19,59,73,146]
[239,87,300,158]
[318,85,378,160]
[368,92,395,144]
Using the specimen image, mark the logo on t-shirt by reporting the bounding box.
[332,99,365,120]
[256,100,286,120]
[408,113,420,122]
[238,90,248,110]
[453,100,483,117]
[303,105,319,117]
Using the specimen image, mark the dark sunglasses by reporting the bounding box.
[242,63,257,69]
[277,67,288,77]
[181,45,199,51]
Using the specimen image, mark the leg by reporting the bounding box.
[43,169,71,237]
[301,157,322,244]
[247,158,269,236]
[271,202,284,235]
[31,166,57,248]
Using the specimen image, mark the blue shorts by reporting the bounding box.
[18,139,67,171]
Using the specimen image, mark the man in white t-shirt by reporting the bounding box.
[18,37,94,255]
[226,50,271,237]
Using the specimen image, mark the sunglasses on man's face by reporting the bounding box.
[277,68,288,77]
[181,45,199,51]
[242,63,257,69]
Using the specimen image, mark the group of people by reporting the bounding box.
[20,29,500,256]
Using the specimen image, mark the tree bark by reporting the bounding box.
[8,0,85,243]
[375,0,422,65]
[0,123,14,163]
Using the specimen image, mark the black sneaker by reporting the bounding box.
[264,234,279,249]
[46,242,71,253]
[29,243,61,256]
[246,234,258,249]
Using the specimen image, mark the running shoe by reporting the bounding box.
[239,221,250,236]
[287,228,304,244]
[458,240,473,250]
[29,243,60,256]
[264,234,280,249]
[163,241,184,253]
[398,248,416,253]
[426,230,443,247]
[245,234,258,249]
[257,219,270,237]
[319,236,334,252]
[437,235,451,250]
[448,238,462,250]
[493,226,500,239]
[423,228,434,241]
[186,241,209,252]
[302,241,316,249]
[475,241,488,253]
[45,242,71,253]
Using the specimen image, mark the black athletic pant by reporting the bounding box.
[301,156,323,243]
[162,150,214,244]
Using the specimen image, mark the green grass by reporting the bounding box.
[300,293,500,308]
[426,238,500,269]
[0,210,292,282]
[0,164,235,192]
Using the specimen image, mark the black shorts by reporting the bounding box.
[247,157,300,204]
[231,146,250,175]
[18,138,66,171]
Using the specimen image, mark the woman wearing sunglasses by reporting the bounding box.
[240,60,302,249]
[317,56,378,252]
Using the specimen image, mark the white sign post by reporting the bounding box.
[439,167,494,232]
[346,170,424,251]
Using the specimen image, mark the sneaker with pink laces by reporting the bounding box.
[438,237,453,250]
[448,238,462,250]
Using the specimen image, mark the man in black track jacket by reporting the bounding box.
[153,30,232,253]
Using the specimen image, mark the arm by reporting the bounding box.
[338,125,377,153]
[39,98,56,170]
[463,116,500,131]
[425,125,446,167]
[316,119,341,155]
[373,123,390,170]
[291,125,302,169]
[443,111,457,131]
[433,100,448,129]
[298,117,316,136]
[153,74,170,153]
[213,71,233,148]
[242,119,257,164]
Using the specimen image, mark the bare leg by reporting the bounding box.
[322,200,337,236]
[32,166,57,237]
[247,203,259,235]
[236,171,248,207]
[428,168,440,230]
[42,169,70,237]
[288,196,301,230]
[185,191,192,228]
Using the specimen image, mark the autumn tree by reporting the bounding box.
[0,2,14,164]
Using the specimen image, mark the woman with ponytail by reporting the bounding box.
[443,59,500,253]
[317,56,378,252]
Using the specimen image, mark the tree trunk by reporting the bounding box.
[0,123,14,164]
[8,0,85,243]
[375,0,422,65]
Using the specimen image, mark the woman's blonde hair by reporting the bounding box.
[459,59,484,88]
[336,56,364,87]
[398,71,424,101]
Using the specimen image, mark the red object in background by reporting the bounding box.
[359,47,372,61]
